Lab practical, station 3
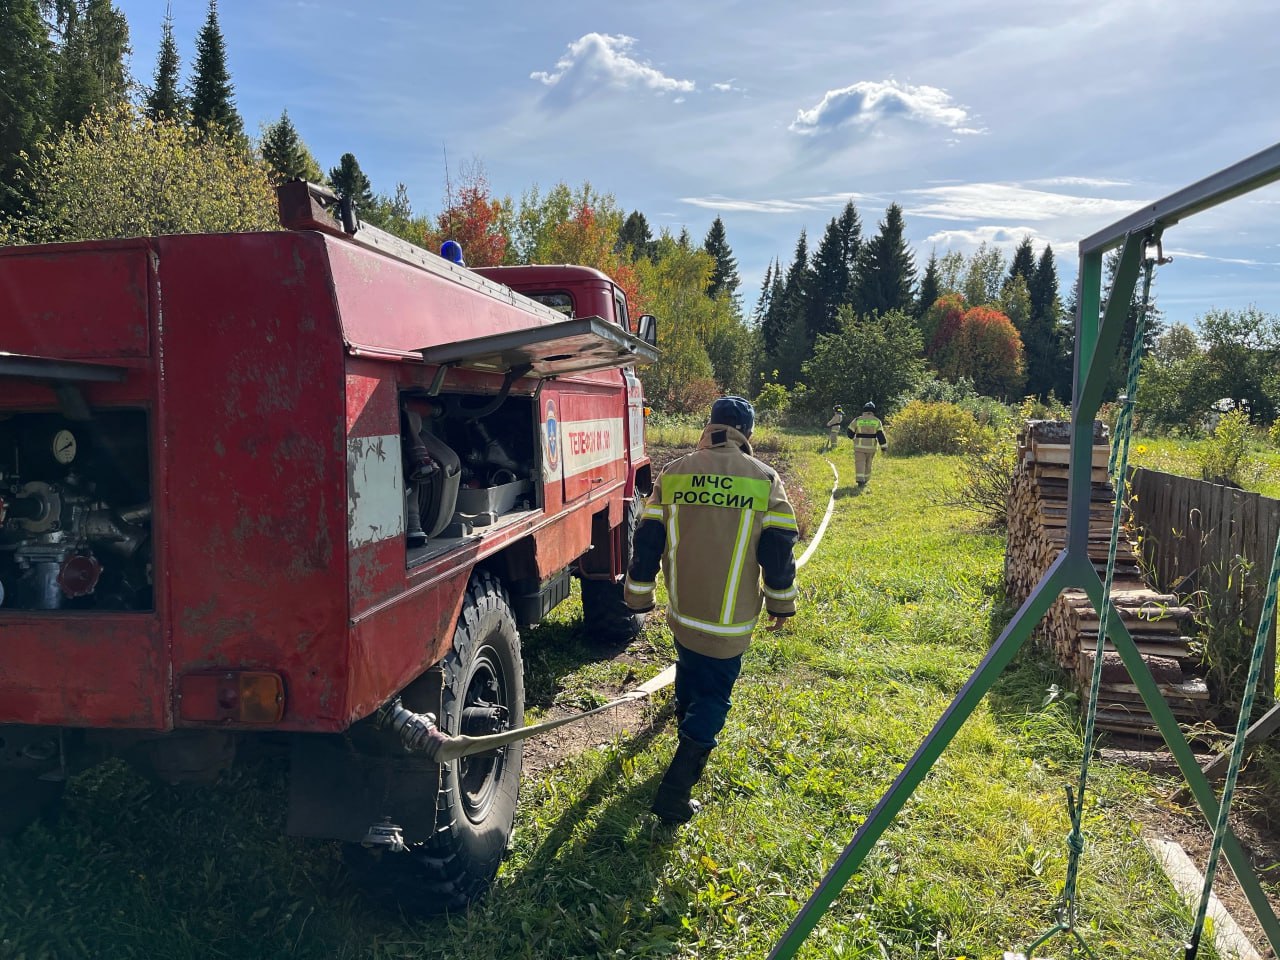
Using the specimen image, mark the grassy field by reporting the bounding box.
[1,444,1220,959]
[1129,433,1280,499]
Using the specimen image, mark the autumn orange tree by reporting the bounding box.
[921,292,967,356]
[428,166,512,268]
[933,304,1026,398]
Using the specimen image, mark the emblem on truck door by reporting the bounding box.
[543,398,561,479]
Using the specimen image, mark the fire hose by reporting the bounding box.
[380,460,840,763]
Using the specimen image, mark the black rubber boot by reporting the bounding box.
[651,736,712,825]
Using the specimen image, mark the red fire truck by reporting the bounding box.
[0,181,658,911]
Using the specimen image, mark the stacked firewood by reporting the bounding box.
[1004,421,1206,735]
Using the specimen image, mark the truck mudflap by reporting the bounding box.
[417,315,658,378]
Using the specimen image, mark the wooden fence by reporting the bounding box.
[1128,468,1280,699]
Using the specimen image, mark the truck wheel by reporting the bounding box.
[344,571,524,914]
[579,497,647,644]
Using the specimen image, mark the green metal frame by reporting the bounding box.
[769,143,1280,960]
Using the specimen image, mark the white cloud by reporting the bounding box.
[1164,249,1280,268]
[903,182,1144,222]
[530,34,694,105]
[1030,176,1133,188]
[789,80,980,137]
[680,191,876,214]
[712,79,744,93]
[924,225,1059,251]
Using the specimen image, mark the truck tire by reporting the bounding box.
[344,571,524,914]
[579,497,647,645]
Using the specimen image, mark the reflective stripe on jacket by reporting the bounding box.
[624,424,799,658]
[848,416,887,451]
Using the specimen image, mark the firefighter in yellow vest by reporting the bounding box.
[824,404,844,451]
[846,401,888,486]
[623,396,798,824]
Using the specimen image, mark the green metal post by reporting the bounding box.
[767,558,1073,960]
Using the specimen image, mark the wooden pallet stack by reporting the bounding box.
[1004,421,1207,735]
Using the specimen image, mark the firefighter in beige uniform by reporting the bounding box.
[824,404,844,451]
[623,397,799,824]
[847,401,888,486]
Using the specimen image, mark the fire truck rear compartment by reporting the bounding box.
[0,409,152,612]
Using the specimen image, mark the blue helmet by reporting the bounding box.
[440,240,466,266]
[710,395,755,437]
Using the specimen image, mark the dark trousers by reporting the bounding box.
[674,640,743,748]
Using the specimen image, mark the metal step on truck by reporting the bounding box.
[0,180,659,912]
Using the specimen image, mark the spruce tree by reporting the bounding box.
[145,3,183,120]
[915,251,940,321]
[852,203,916,318]
[759,258,788,356]
[773,231,813,384]
[617,210,654,261]
[0,0,55,216]
[1005,236,1036,291]
[702,216,741,305]
[189,0,243,138]
[51,0,131,130]
[328,152,375,211]
[261,110,323,184]
[752,258,776,326]
[807,201,861,341]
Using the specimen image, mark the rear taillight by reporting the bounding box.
[178,671,285,723]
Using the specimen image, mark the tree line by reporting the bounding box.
[9,0,1273,428]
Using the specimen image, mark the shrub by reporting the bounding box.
[951,425,1018,528]
[753,378,792,424]
[1198,408,1252,486]
[1269,420,1280,448]
[890,400,982,455]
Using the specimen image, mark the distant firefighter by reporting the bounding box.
[846,402,888,486]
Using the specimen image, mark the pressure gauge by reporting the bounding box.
[51,429,77,465]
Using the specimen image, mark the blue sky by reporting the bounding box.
[120,0,1280,328]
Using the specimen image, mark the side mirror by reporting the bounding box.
[637,314,657,347]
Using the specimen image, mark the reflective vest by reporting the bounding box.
[851,416,884,451]
[624,424,799,658]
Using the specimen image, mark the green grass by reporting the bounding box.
[0,449,1224,959]
[1130,433,1280,498]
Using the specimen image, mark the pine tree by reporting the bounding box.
[328,152,375,212]
[752,258,776,325]
[852,203,915,318]
[617,210,654,261]
[0,0,55,216]
[145,3,183,120]
[703,216,740,305]
[261,110,322,184]
[189,0,242,138]
[772,231,812,384]
[1005,236,1036,292]
[915,250,940,321]
[1028,244,1059,328]
[807,201,861,341]
[51,0,131,130]
[759,258,787,355]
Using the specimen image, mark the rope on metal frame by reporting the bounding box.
[1020,247,1158,960]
